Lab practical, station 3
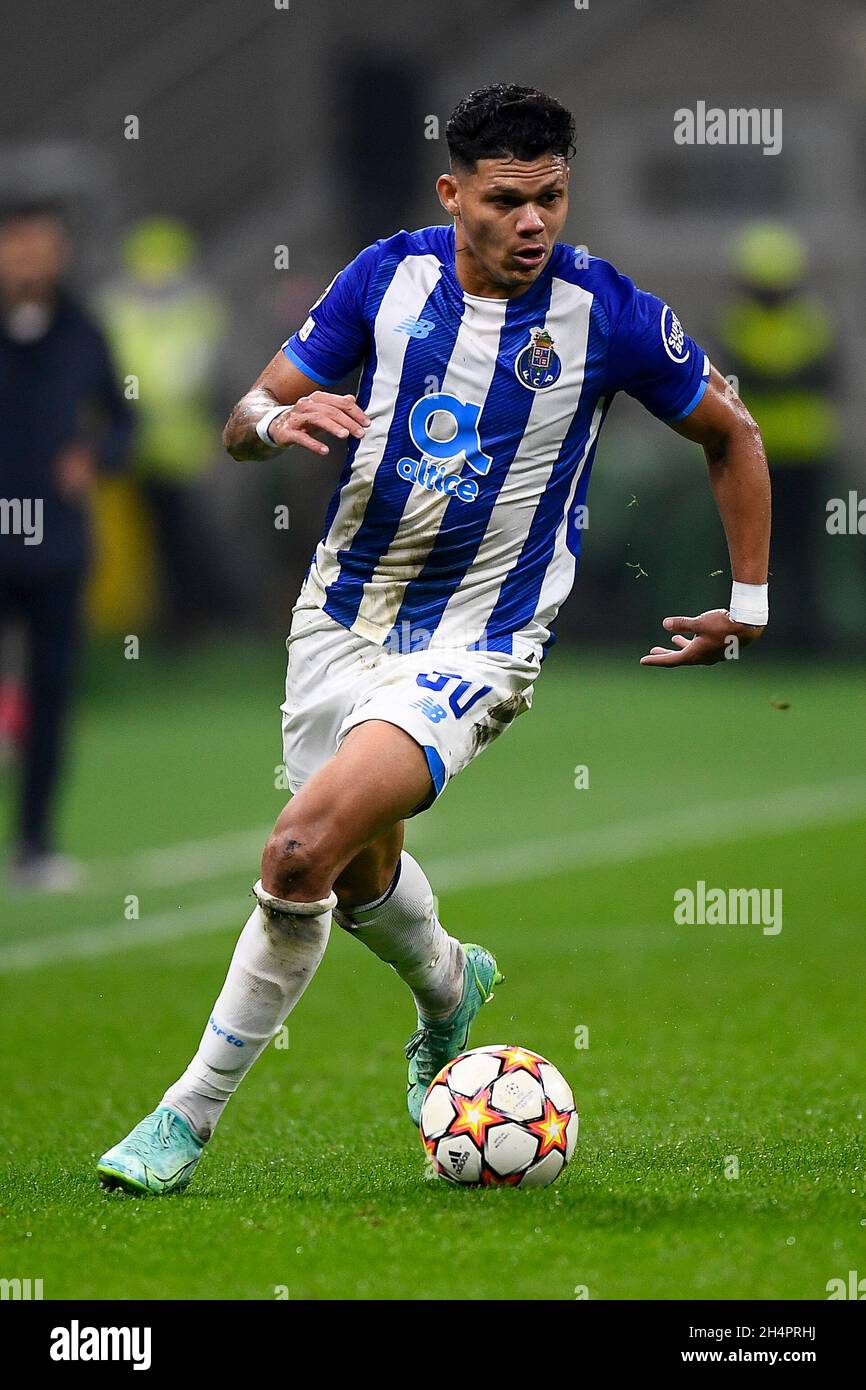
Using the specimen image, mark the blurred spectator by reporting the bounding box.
[0,202,133,890]
[717,223,841,644]
[100,217,231,644]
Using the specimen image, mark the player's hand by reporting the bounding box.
[269,391,370,456]
[639,607,764,667]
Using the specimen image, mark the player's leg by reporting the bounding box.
[265,721,471,1025]
[258,718,431,900]
[333,834,467,1024]
[158,722,434,1132]
[335,842,502,1125]
[11,569,83,889]
[282,707,494,1032]
[323,652,537,1122]
[98,720,434,1193]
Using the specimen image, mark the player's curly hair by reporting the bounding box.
[446,84,576,171]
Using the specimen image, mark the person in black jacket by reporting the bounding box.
[0,202,133,890]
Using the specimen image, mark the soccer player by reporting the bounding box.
[99,85,770,1194]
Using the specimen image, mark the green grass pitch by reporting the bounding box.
[0,641,864,1300]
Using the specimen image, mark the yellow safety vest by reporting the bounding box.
[719,295,839,463]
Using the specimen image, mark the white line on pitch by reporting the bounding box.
[424,776,866,893]
[0,776,864,973]
[85,825,272,891]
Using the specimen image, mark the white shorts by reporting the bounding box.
[280,598,540,812]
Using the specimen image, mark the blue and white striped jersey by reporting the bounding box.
[282,225,709,659]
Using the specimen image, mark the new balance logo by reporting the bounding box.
[410,696,448,724]
[395,316,436,339]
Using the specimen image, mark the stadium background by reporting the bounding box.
[0,0,864,1301]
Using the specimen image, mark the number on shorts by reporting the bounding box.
[415,670,492,719]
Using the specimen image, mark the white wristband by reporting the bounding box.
[729,580,768,626]
[255,404,293,447]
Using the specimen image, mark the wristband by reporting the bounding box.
[729,580,768,626]
[255,404,293,447]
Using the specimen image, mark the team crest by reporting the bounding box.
[515,327,562,390]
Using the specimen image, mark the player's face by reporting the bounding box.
[438,154,569,297]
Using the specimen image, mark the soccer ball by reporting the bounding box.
[419,1044,578,1188]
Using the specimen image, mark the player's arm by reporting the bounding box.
[640,366,771,667]
[222,353,370,462]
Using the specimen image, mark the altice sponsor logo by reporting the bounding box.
[50,1321,152,1371]
[674,101,782,156]
[674,881,783,936]
[395,392,491,505]
[396,455,480,502]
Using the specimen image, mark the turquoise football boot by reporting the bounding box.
[405,943,503,1126]
[98,1106,204,1195]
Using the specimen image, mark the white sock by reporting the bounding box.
[336,853,464,1022]
[161,881,334,1140]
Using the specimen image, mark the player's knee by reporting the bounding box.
[334,843,401,910]
[260,823,335,901]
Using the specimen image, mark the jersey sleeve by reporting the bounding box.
[606,274,710,422]
[281,242,379,387]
